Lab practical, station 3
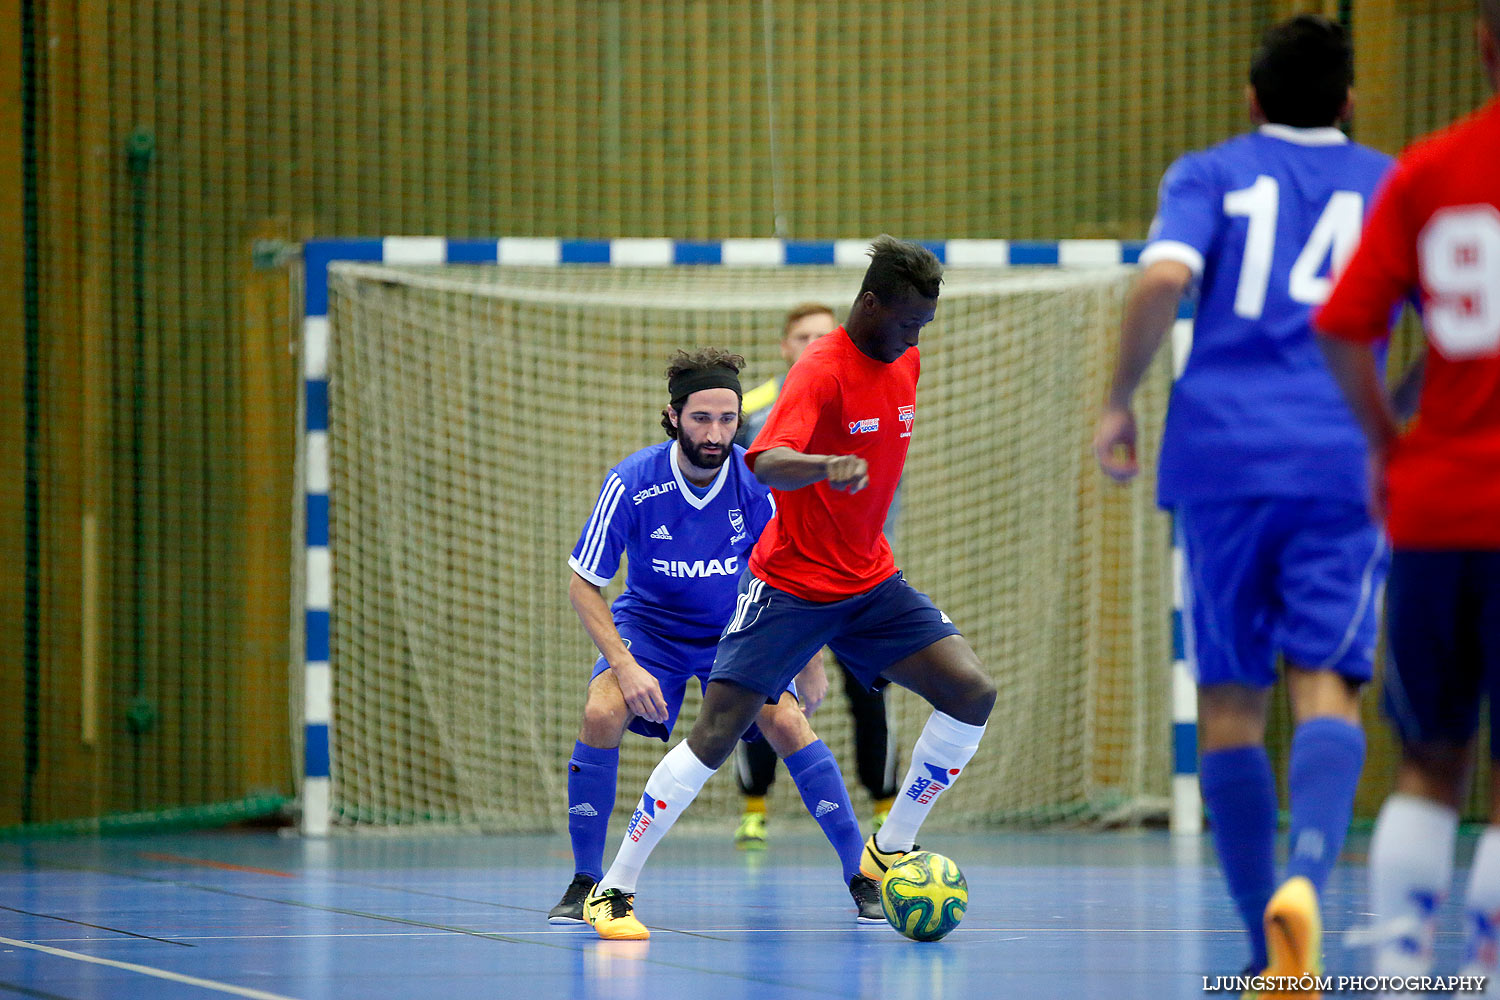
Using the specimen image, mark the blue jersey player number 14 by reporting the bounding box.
[1223,176,1364,318]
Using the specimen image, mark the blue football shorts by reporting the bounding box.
[1382,549,1500,754]
[589,621,792,742]
[1175,497,1388,689]
[709,569,962,700]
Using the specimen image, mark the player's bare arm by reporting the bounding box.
[1315,336,1400,454]
[1315,335,1400,522]
[1093,259,1193,482]
[567,572,669,723]
[752,446,869,493]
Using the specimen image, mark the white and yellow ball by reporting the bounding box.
[879,851,968,941]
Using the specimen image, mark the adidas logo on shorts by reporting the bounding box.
[568,803,599,817]
[814,800,840,818]
[650,525,673,540]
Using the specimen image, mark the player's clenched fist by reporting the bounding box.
[823,455,869,493]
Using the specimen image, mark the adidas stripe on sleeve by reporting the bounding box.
[569,471,631,586]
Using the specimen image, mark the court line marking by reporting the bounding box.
[0,977,76,1000]
[136,852,296,878]
[6,857,726,951]
[0,935,300,1000]
[0,904,192,946]
[177,860,735,942]
[2,863,866,997]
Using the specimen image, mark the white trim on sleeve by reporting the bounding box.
[568,555,613,587]
[1139,240,1205,278]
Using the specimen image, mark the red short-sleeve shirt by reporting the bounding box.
[746,327,919,600]
[1317,98,1500,548]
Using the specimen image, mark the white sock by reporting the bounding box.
[1367,793,1458,981]
[877,711,986,852]
[1460,826,1500,977]
[597,742,715,894]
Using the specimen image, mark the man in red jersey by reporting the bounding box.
[584,236,996,940]
[1315,1,1500,985]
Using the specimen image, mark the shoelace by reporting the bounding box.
[850,877,880,905]
[561,877,592,904]
[603,890,633,918]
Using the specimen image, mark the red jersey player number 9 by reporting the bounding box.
[1421,205,1500,359]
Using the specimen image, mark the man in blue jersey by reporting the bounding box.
[548,347,872,929]
[1092,16,1393,994]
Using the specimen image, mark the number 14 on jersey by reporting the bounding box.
[1223,175,1364,320]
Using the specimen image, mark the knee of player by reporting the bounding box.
[758,701,815,756]
[579,695,629,744]
[965,675,997,721]
[940,666,996,725]
[945,644,995,714]
[1197,684,1271,748]
[1399,744,1472,806]
[686,724,740,769]
[930,681,994,728]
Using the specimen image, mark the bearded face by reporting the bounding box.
[672,387,741,476]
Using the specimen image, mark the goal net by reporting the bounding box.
[321,260,1173,832]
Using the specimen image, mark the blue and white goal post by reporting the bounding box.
[296,235,1200,837]
[1169,313,1201,837]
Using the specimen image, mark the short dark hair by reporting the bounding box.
[858,235,943,304]
[659,347,746,439]
[1250,15,1353,129]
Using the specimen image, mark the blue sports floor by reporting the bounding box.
[0,828,1478,999]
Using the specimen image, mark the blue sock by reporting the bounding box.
[1201,745,1278,971]
[1285,717,1365,893]
[567,741,618,881]
[784,740,864,882]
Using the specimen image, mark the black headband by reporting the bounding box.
[669,367,742,408]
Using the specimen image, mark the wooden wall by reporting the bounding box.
[0,0,1488,824]
[1,0,27,817]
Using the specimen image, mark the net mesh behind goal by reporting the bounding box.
[324,262,1173,832]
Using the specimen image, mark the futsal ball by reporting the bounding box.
[879,851,968,941]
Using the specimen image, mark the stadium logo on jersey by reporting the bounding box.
[650,525,673,540]
[626,792,667,843]
[848,417,880,435]
[904,761,961,806]
[728,509,745,534]
[650,556,740,578]
[898,404,915,438]
[632,481,678,505]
